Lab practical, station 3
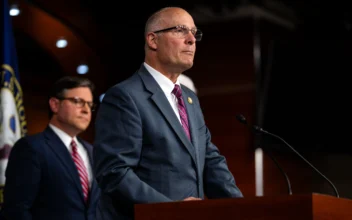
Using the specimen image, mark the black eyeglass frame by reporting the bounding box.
[153,25,203,41]
[57,96,96,111]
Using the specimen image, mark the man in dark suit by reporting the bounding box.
[93,7,243,220]
[1,76,100,220]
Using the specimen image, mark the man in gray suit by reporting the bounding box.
[93,7,243,220]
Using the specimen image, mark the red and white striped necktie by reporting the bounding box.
[172,84,191,141]
[71,140,89,203]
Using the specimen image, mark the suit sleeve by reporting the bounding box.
[2,138,41,220]
[202,128,243,198]
[93,86,172,206]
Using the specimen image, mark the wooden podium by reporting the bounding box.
[135,193,352,220]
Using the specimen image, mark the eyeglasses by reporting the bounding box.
[153,25,203,42]
[57,97,96,111]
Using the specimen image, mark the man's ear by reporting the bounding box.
[146,32,158,50]
[49,97,60,114]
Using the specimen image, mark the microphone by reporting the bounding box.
[237,114,340,198]
[236,114,293,195]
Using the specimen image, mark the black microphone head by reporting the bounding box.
[236,114,247,125]
[253,125,263,133]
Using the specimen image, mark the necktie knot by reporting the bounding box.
[172,84,182,99]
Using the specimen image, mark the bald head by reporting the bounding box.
[144,7,197,79]
[144,7,191,37]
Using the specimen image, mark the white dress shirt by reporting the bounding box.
[144,62,182,123]
[49,124,93,187]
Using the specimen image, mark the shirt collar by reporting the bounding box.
[143,62,180,95]
[49,124,78,148]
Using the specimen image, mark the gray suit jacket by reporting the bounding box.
[93,64,243,220]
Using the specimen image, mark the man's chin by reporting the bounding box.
[181,62,194,71]
[171,62,194,73]
[76,124,89,133]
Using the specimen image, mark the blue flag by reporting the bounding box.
[0,0,27,208]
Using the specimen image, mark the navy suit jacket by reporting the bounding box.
[1,126,100,220]
[93,65,243,220]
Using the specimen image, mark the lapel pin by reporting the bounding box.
[187,97,193,104]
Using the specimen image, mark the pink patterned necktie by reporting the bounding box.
[172,84,191,141]
[71,140,89,203]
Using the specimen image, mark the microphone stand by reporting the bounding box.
[255,126,340,198]
[237,114,293,195]
[257,140,293,195]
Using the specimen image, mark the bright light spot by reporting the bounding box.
[56,39,67,48]
[77,64,89,74]
[9,5,20,16]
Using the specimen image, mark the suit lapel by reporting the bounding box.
[181,87,199,166]
[44,127,85,202]
[138,66,197,165]
[151,93,196,160]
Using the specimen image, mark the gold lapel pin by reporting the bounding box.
[187,97,193,104]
